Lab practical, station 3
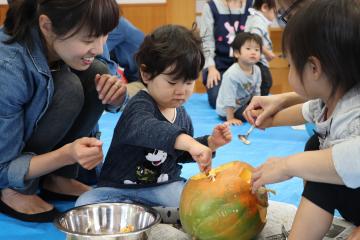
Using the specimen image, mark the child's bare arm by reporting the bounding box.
[272,104,306,126]
[251,148,343,193]
[257,103,306,128]
[175,134,213,174]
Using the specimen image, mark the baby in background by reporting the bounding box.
[76,25,232,223]
[216,32,262,125]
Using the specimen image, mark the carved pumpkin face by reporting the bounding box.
[179,161,268,240]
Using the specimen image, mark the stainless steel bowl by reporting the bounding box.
[54,202,161,240]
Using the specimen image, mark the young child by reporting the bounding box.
[216,32,262,125]
[244,0,277,96]
[251,0,360,238]
[76,25,232,220]
[200,0,253,108]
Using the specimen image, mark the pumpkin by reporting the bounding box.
[179,161,268,240]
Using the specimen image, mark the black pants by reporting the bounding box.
[256,62,273,96]
[302,134,360,226]
[19,59,108,194]
[202,68,226,109]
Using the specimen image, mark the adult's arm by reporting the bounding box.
[199,3,216,69]
[0,59,36,190]
[26,137,103,179]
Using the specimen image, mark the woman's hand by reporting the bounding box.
[206,66,221,89]
[66,137,103,170]
[251,156,292,193]
[95,74,127,107]
[208,123,232,151]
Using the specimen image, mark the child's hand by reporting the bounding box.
[244,108,272,129]
[189,143,213,175]
[95,74,127,106]
[251,156,292,194]
[208,123,232,151]
[225,118,243,126]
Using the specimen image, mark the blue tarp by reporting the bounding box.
[0,93,309,239]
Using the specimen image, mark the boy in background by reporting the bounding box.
[216,32,262,125]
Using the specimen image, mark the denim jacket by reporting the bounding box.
[0,27,54,190]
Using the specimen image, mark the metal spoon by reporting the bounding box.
[238,125,255,145]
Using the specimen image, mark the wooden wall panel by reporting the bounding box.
[120,4,167,34]
[269,27,284,53]
[268,27,291,94]
[269,58,291,94]
[0,5,8,25]
[166,0,196,29]
[0,1,196,33]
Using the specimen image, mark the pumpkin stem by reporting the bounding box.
[207,173,216,182]
[206,169,217,182]
[257,186,276,195]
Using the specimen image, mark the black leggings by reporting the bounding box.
[256,62,273,96]
[302,134,360,226]
[19,59,108,194]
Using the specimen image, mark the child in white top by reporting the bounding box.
[251,0,360,238]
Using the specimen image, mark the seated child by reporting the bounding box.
[216,32,262,126]
[251,0,360,238]
[245,0,277,96]
[75,25,232,221]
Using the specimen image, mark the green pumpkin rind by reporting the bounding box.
[179,161,267,240]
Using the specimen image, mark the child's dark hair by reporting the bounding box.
[253,0,276,10]
[3,0,119,47]
[282,0,360,95]
[231,32,263,54]
[135,24,205,84]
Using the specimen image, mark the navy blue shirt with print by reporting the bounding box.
[98,90,209,188]
[209,0,252,71]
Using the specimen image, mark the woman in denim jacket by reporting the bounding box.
[0,0,126,222]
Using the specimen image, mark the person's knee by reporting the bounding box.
[54,71,84,112]
[75,190,97,207]
[90,59,109,76]
[76,59,109,92]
